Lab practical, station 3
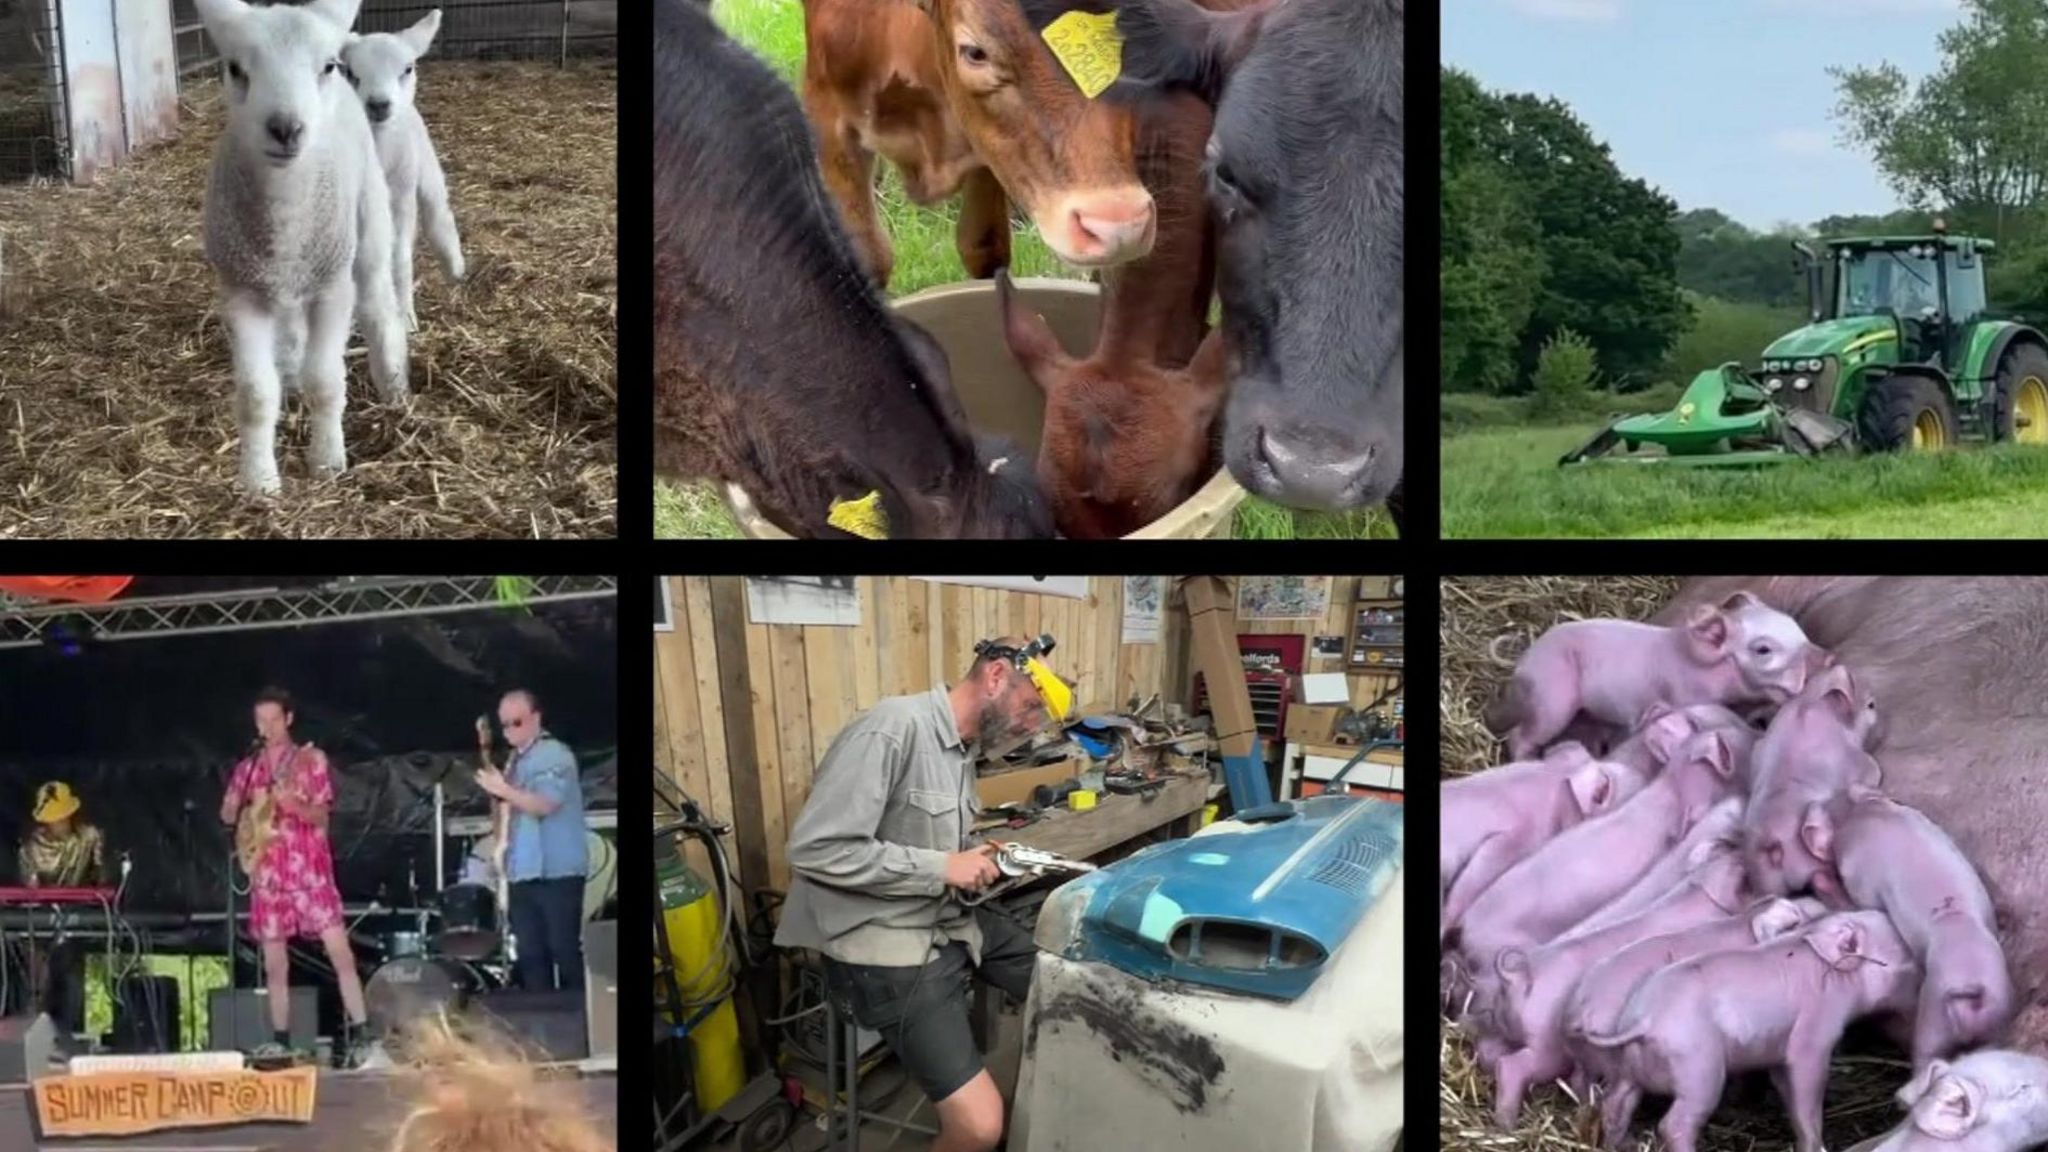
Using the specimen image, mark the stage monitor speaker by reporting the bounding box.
[208,987,317,1053]
[584,919,617,1059]
[0,1014,62,1082]
[111,975,182,1054]
[475,988,587,1062]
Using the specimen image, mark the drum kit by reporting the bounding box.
[360,829,618,1033]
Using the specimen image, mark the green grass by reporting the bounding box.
[657,0,1363,538]
[1442,422,2048,537]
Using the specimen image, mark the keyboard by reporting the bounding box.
[0,886,116,905]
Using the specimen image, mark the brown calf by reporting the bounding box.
[996,92,1223,538]
[800,0,1157,288]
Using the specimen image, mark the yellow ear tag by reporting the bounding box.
[827,490,890,539]
[1041,10,1123,99]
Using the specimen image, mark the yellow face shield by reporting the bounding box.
[1025,656,1073,723]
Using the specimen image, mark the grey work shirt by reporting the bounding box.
[773,687,985,967]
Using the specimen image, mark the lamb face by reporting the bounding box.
[340,10,441,127]
[197,0,363,168]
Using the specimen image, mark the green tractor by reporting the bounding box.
[1560,223,2048,467]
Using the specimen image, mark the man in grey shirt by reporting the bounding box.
[775,636,1071,1152]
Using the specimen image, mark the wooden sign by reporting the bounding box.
[33,1065,318,1136]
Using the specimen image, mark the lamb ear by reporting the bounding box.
[303,0,363,32]
[1910,1071,1982,1141]
[400,9,442,56]
[194,0,250,36]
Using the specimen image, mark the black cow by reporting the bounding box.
[1022,0,1404,534]
[654,0,1055,539]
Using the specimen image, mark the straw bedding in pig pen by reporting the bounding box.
[0,62,615,538]
[1441,575,1910,1152]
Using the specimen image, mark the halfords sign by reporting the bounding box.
[32,1065,318,1136]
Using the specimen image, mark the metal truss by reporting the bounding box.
[0,575,617,649]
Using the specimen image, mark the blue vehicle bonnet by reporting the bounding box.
[1032,795,1402,1002]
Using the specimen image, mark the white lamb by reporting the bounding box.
[197,0,407,496]
[340,9,465,332]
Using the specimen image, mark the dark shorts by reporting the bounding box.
[822,907,1037,1103]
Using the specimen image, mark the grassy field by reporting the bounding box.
[1442,418,2048,537]
[657,0,1387,539]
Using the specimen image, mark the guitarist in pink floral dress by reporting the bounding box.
[219,687,371,1067]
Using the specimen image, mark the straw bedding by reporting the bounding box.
[0,62,616,538]
[1440,576,1912,1152]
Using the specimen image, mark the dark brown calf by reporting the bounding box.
[655,0,1054,540]
[994,92,1225,538]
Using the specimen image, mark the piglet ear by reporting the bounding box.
[1897,1059,1949,1111]
[1643,711,1695,764]
[1911,1071,1982,1141]
[1693,731,1734,779]
[1804,917,1866,972]
[1687,603,1731,655]
[1568,762,1613,815]
[1798,802,1836,864]
[1542,740,1592,769]
[1749,898,1807,942]
[1720,591,1763,612]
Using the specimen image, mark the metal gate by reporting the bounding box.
[174,0,620,77]
[2,0,178,185]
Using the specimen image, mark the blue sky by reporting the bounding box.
[1441,0,1955,230]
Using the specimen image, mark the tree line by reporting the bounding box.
[1443,0,2048,399]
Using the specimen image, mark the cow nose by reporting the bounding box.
[1062,189,1155,263]
[1254,426,1381,510]
[365,99,391,122]
[265,114,303,151]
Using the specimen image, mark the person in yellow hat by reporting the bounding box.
[20,781,106,889]
[17,781,107,1037]
[775,634,1072,1152]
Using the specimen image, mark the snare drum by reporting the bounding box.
[434,882,501,961]
[380,930,427,960]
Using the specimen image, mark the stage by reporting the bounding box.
[0,1057,617,1150]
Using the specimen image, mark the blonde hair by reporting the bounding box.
[382,1015,612,1152]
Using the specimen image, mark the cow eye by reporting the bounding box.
[958,42,990,66]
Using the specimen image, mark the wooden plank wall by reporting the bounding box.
[655,575,1402,894]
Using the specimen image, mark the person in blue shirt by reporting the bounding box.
[475,688,587,990]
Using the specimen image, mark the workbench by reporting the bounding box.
[1281,739,1404,799]
[990,772,1210,860]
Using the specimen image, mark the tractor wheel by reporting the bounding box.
[1992,343,2048,444]
[1858,375,1958,453]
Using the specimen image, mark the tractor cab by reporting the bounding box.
[1803,227,1991,368]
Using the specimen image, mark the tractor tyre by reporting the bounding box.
[1858,375,1959,453]
[1992,342,2048,444]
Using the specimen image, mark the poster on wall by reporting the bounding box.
[1236,576,1332,621]
[1121,576,1164,644]
[745,576,862,627]
[910,576,1090,600]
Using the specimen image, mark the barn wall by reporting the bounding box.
[654,575,1400,895]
